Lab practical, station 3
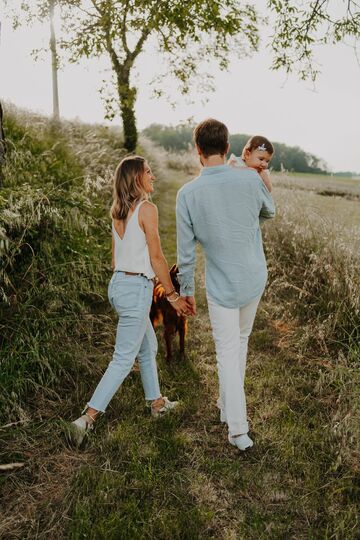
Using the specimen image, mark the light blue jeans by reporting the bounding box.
[87,272,161,412]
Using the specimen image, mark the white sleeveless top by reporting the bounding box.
[112,200,155,279]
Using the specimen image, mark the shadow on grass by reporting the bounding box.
[64,354,213,540]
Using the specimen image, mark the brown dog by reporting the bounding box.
[150,264,188,361]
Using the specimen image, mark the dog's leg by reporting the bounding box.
[164,326,175,362]
[179,319,187,356]
[179,327,185,355]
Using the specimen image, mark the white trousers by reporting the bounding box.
[207,294,261,436]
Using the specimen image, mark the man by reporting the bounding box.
[176,119,275,451]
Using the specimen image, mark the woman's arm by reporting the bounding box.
[139,202,190,314]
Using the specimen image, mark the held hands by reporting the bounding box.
[166,291,196,316]
[175,296,193,316]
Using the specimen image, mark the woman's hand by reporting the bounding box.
[167,292,192,316]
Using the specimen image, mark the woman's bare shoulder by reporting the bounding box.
[139,200,158,216]
[139,200,158,230]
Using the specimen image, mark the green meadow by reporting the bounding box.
[0,109,359,539]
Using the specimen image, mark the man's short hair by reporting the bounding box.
[193,118,229,158]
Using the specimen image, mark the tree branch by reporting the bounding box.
[300,0,330,36]
[121,0,130,56]
[89,0,102,16]
[127,2,163,62]
[129,26,151,62]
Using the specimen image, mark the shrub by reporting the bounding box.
[0,106,121,423]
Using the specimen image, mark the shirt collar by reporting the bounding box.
[200,164,229,176]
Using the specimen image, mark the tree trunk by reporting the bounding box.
[0,102,6,187]
[117,72,138,152]
[49,0,60,121]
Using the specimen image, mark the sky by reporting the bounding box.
[1,5,360,173]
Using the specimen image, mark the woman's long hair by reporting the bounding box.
[110,156,147,221]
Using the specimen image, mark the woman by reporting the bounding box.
[71,155,189,445]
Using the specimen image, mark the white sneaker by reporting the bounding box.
[151,397,179,418]
[70,414,94,446]
[228,433,253,451]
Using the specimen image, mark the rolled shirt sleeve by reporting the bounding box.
[176,190,197,296]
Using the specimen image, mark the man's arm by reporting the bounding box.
[176,190,197,298]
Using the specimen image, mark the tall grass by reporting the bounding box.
[264,205,360,351]
[0,106,125,424]
[1,116,358,539]
[140,136,200,177]
[262,193,360,481]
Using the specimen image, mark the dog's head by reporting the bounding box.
[169,264,180,293]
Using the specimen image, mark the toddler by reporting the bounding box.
[228,135,274,192]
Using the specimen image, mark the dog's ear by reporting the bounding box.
[170,263,178,274]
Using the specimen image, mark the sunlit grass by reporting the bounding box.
[1,114,358,539]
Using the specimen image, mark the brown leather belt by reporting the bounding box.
[117,270,154,283]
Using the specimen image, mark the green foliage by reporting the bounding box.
[268,0,360,80]
[3,111,83,187]
[143,123,328,174]
[0,107,116,423]
[335,171,360,178]
[4,0,262,152]
[142,123,195,152]
[0,110,358,539]
[60,0,261,151]
[6,1,359,152]
[62,154,359,540]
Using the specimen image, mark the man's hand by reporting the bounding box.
[171,296,192,317]
[184,296,196,315]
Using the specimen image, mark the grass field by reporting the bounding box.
[0,117,359,539]
[271,172,360,252]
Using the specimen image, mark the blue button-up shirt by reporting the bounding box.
[176,164,275,308]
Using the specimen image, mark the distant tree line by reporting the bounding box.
[143,123,328,174]
[333,171,359,178]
